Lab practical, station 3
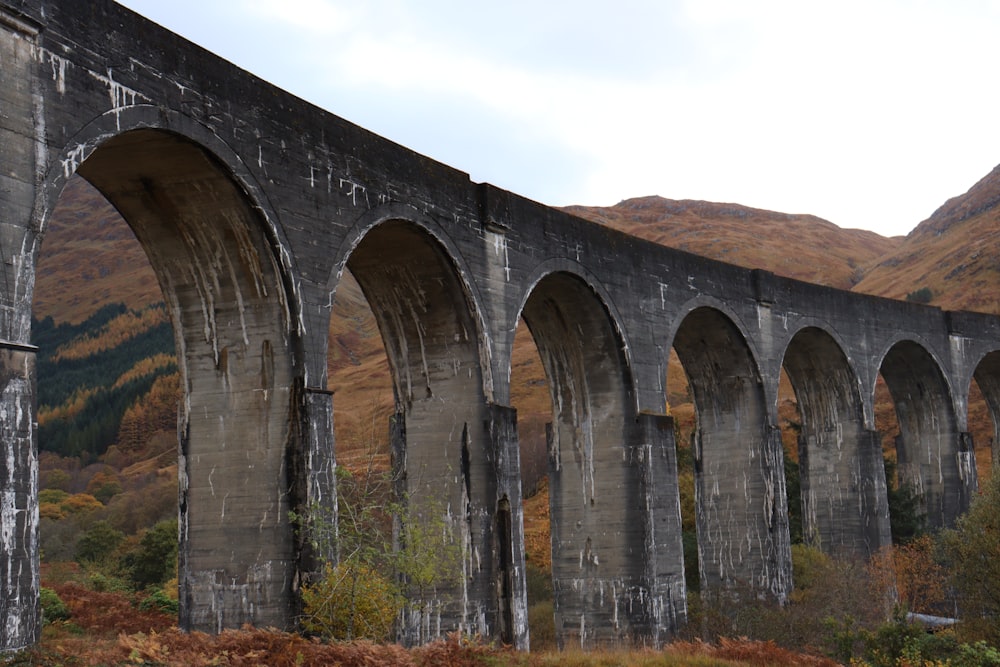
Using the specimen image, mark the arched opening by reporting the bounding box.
[971,351,1000,483]
[518,272,639,649]
[872,372,925,544]
[32,174,181,621]
[508,317,555,648]
[781,327,889,558]
[337,220,497,642]
[669,307,790,600]
[327,268,394,474]
[34,127,301,633]
[878,341,969,532]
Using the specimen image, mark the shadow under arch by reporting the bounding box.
[671,306,791,601]
[781,326,890,558]
[72,128,304,632]
[342,219,515,644]
[878,339,972,530]
[518,270,650,649]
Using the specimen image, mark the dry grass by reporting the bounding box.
[7,582,836,667]
[8,626,839,667]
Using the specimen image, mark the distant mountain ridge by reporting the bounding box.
[918,164,1000,236]
[563,196,900,290]
[853,164,1000,313]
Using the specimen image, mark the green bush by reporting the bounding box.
[905,286,933,304]
[74,520,124,563]
[123,518,178,590]
[39,587,70,625]
[942,474,1000,645]
[138,588,179,615]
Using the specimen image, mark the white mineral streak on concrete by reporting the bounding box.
[88,68,150,130]
[490,232,510,282]
[58,144,87,179]
[339,178,370,208]
[582,414,596,503]
[32,45,67,94]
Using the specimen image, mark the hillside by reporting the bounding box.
[35,176,163,324]
[564,196,900,289]
[853,164,1000,313]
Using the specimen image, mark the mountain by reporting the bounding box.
[563,196,900,289]
[853,165,1000,313]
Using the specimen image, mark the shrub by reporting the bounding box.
[74,520,125,563]
[138,588,179,615]
[905,286,933,304]
[942,474,1000,645]
[301,558,402,641]
[39,587,70,624]
[122,518,178,589]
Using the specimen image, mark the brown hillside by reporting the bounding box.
[34,176,163,323]
[564,196,900,289]
[853,163,1000,314]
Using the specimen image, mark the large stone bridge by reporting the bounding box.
[3,0,999,653]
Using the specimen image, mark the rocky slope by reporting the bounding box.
[853,164,1000,313]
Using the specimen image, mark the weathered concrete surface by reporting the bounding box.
[3,0,1000,653]
[0,346,38,650]
[1,4,43,651]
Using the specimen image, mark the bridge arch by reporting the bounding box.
[876,339,972,530]
[330,204,496,401]
[669,304,791,601]
[43,122,305,633]
[780,325,890,557]
[516,259,635,395]
[516,269,643,648]
[333,216,511,643]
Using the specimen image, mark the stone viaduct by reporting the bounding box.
[3,0,1000,654]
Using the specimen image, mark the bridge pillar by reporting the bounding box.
[894,429,973,530]
[957,432,978,515]
[485,403,528,649]
[694,423,793,602]
[635,413,687,645]
[799,427,892,558]
[0,344,39,652]
[392,402,522,646]
[762,425,793,599]
[1,7,43,653]
[547,413,686,649]
[858,429,893,554]
[296,385,338,580]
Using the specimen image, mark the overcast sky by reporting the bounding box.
[116,0,1000,238]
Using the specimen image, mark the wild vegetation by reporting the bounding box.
[18,170,1000,664]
